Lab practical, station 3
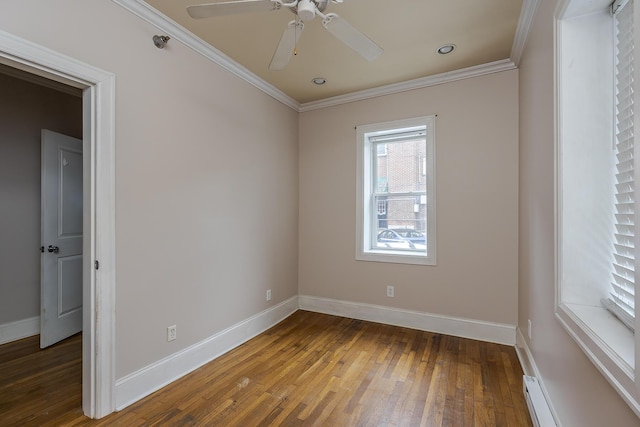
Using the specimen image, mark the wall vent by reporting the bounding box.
[523,375,556,427]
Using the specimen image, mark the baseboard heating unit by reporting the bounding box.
[523,375,556,427]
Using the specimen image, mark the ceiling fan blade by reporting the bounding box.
[187,0,277,19]
[269,20,304,70]
[321,13,383,61]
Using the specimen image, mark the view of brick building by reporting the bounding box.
[374,138,427,232]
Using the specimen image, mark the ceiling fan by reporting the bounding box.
[187,0,383,70]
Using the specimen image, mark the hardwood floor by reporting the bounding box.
[0,311,532,426]
[0,331,82,425]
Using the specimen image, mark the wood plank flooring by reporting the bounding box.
[0,311,532,426]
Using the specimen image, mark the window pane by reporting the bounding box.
[373,137,427,253]
[374,139,426,193]
[374,194,427,252]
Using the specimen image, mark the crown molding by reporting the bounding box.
[113,1,520,113]
[511,0,541,65]
[111,0,301,111]
[298,59,517,112]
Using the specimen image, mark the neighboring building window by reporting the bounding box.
[356,116,436,265]
[556,0,639,415]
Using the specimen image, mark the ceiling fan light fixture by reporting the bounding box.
[312,77,327,85]
[297,0,317,21]
[436,44,456,55]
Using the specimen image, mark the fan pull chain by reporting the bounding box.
[294,19,299,56]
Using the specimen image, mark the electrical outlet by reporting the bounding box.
[528,319,532,340]
[167,325,177,342]
[386,285,395,298]
[266,289,272,301]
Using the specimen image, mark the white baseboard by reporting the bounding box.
[515,327,561,426]
[114,295,517,412]
[298,295,516,345]
[0,316,39,345]
[515,327,535,376]
[115,296,299,410]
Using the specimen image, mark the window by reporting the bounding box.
[555,0,640,416]
[605,0,636,331]
[356,116,436,265]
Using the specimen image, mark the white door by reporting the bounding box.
[40,129,83,349]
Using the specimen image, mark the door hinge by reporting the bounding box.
[40,246,44,253]
[95,260,100,270]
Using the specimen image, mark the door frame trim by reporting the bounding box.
[0,30,116,418]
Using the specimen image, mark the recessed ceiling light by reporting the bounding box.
[436,44,456,55]
[312,77,327,85]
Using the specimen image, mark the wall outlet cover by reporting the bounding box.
[167,325,177,342]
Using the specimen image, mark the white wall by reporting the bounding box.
[299,70,519,327]
[518,0,639,424]
[0,0,299,379]
[0,72,82,326]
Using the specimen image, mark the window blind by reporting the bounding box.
[369,129,426,144]
[607,0,635,330]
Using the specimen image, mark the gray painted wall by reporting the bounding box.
[1,0,300,379]
[518,0,639,424]
[299,70,519,326]
[0,72,82,325]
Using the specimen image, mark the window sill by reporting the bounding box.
[564,303,633,368]
[556,303,639,414]
[356,250,435,266]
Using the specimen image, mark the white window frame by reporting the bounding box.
[356,116,436,266]
[555,0,640,417]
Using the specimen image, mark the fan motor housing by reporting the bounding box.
[293,0,329,20]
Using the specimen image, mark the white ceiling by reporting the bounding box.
[143,0,525,105]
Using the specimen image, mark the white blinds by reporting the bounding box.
[608,0,635,330]
[369,129,426,144]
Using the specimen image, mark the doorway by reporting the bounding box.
[0,68,83,352]
[0,31,116,418]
